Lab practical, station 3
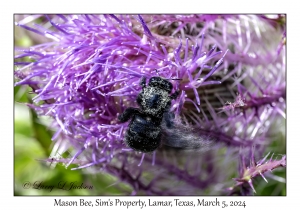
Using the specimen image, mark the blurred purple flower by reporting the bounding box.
[14,14,286,195]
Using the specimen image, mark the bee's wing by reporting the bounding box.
[161,121,216,151]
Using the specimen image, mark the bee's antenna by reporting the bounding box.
[167,78,182,81]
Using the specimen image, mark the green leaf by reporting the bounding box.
[29,108,53,156]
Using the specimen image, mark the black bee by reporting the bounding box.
[118,76,179,153]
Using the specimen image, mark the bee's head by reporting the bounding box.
[148,77,173,93]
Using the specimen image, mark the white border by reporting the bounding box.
[4,0,297,209]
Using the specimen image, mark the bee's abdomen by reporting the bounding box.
[125,115,162,153]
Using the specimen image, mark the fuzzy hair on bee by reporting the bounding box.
[118,76,180,153]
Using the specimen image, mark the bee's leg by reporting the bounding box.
[118,107,139,122]
[170,90,180,100]
[140,76,146,88]
[163,112,175,128]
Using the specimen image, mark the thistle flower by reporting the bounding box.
[14,14,286,195]
[229,152,286,195]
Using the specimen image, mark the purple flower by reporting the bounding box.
[14,14,286,195]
